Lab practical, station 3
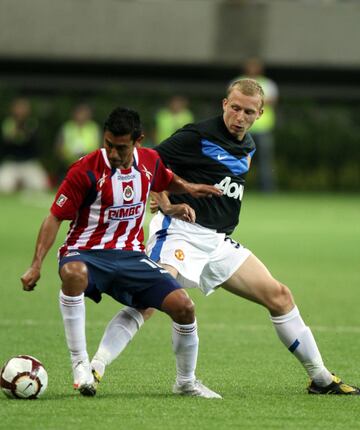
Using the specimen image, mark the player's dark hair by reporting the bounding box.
[104,107,142,141]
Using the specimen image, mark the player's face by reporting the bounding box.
[103,131,136,169]
[222,89,263,140]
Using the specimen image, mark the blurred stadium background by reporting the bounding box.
[1,2,360,429]
[1,0,360,191]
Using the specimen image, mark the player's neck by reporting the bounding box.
[119,159,133,170]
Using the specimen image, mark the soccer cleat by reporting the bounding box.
[73,360,96,397]
[308,374,360,395]
[92,368,102,388]
[173,379,222,399]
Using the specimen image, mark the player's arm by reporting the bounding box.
[166,173,222,198]
[21,213,62,292]
[150,191,196,223]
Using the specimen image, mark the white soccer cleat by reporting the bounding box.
[173,379,222,399]
[72,359,96,396]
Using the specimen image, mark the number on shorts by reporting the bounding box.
[140,257,162,269]
[224,236,241,249]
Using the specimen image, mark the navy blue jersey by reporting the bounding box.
[155,116,256,234]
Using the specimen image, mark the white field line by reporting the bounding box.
[1,319,360,333]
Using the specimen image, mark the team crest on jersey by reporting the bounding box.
[56,194,68,207]
[123,185,134,201]
[174,249,185,261]
[141,165,152,180]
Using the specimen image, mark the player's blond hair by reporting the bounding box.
[227,78,265,109]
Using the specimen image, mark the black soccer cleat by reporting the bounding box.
[79,383,97,397]
[308,374,360,395]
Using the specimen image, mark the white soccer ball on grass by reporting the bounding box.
[0,355,48,399]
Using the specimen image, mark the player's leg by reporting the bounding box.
[90,266,179,382]
[221,253,360,394]
[59,260,95,396]
[160,288,221,399]
[147,264,220,397]
[91,307,154,381]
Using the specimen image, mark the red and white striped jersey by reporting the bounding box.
[51,147,174,257]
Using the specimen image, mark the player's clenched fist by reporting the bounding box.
[21,267,40,291]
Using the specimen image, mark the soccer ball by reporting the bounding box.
[0,355,48,399]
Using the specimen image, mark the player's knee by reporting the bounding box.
[175,297,195,324]
[60,262,88,295]
[162,290,195,324]
[266,282,294,315]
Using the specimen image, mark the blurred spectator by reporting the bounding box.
[153,95,194,145]
[56,103,101,176]
[236,57,279,192]
[0,97,49,193]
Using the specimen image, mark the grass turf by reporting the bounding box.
[0,191,359,430]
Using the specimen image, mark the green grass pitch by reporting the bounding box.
[0,192,359,430]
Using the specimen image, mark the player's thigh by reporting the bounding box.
[221,253,287,306]
[160,263,178,279]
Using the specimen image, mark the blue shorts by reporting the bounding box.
[58,249,181,310]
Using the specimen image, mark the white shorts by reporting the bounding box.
[146,212,252,296]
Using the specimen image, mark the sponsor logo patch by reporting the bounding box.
[174,249,185,261]
[215,176,244,201]
[107,203,144,221]
[56,194,68,207]
[117,174,136,181]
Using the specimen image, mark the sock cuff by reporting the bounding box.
[59,290,84,306]
[270,306,299,324]
[122,307,144,329]
[173,319,197,335]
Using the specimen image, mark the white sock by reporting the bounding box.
[59,291,88,365]
[271,306,332,386]
[172,320,198,385]
[91,307,144,377]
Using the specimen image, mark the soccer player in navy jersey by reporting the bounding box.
[21,107,222,398]
[92,81,360,396]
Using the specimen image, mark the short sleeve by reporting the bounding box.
[150,155,174,192]
[50,165,91,220]
[155,129,200,168]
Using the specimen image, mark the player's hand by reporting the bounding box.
[21,267,41,292]
[149,197,159,214]
[187,184,222,199]
[164,203,196,223]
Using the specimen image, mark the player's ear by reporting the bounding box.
[222,98,228,110]
[135,133,145,148]
[256,108,264,119]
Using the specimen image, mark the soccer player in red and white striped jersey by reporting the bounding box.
[52,139,173,256]
[21,107,222,398]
